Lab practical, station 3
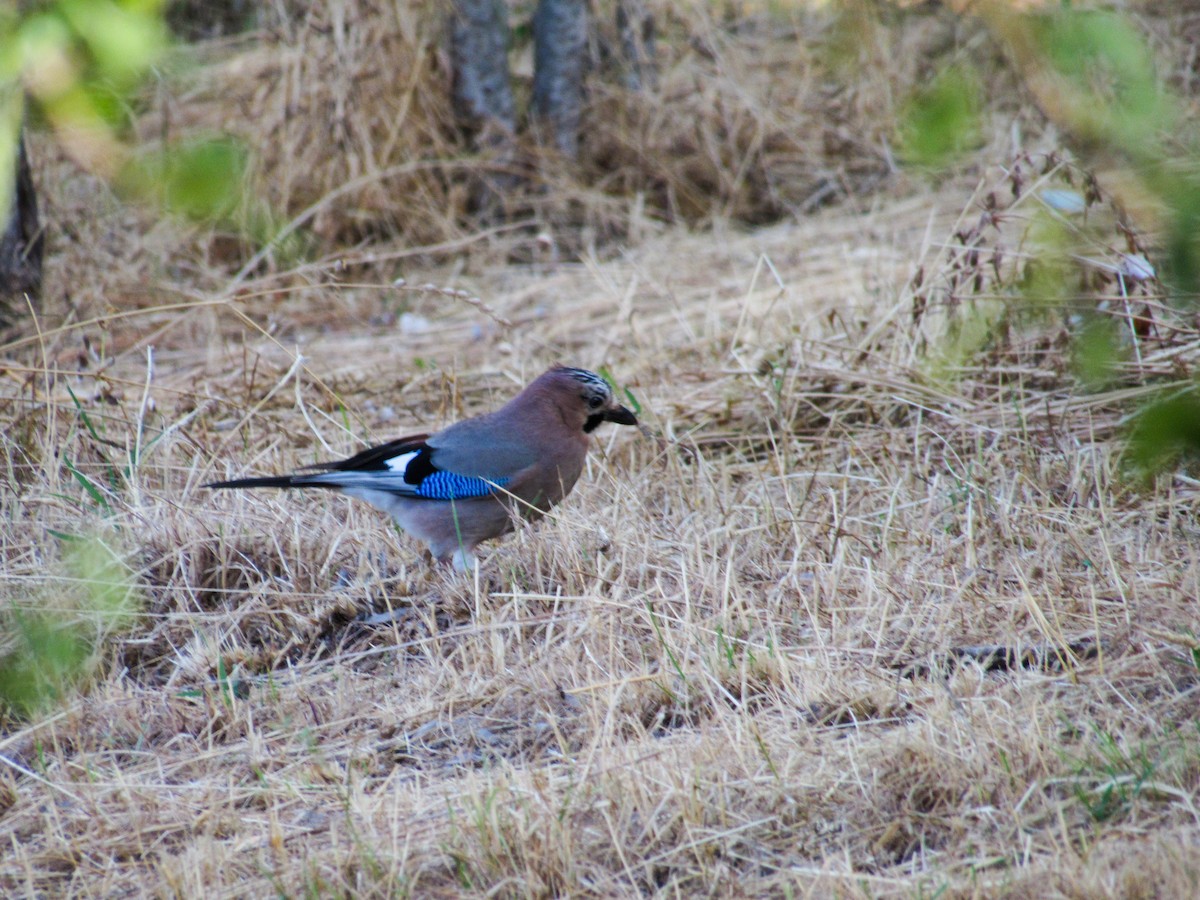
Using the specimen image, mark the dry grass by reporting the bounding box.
[136,0,1001,258]
[4,2,1200,897]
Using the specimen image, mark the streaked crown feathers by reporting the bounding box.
[557,366,614,407]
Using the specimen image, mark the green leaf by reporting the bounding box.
[1033,9,1170,154]
[0,535,142,717]
[0,614,90,716]
[1145,171,1200,304]
[897,65,982,168]
[1125,389,1200,477]
[1071,316,1124,392]
[58,0,168,84]
[64,458,112,513]
[118,136,247,222]
[64,536,140,621]
[597,365,643,415]
[66,384,103,441]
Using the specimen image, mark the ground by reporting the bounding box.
[2,3,1200,897]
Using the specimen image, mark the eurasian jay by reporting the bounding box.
[206,366,638,570]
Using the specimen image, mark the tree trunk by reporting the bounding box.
[449,0,519,212]
[0,131,43,320]
[616,0,656,92]
[449,0,517,143]
[532,0,589,160]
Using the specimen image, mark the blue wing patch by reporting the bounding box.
[413,471,508,500]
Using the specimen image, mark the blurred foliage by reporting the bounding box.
[0,0,245,226]
[117,135,247,221]
[1126,391,1200,480]
[1071,316,1124,392]
[0,535,142,719]
[1015,213,1075,314]
[991,4,1200,476]
[988,6,1200,311]
[897,65,982,169]
[893,0,1200,476]
[1029,8,1171,154]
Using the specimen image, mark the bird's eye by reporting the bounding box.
[587,394,604,409]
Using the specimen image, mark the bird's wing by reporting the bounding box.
[299,433,431,473]
[294,431,515,501]
[424,415,539,480]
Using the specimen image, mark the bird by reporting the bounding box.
[205,366,638,570]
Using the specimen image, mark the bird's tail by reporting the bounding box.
[205,476,299,490]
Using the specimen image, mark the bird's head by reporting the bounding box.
[548,366,639,433]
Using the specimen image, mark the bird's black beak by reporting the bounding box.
[604,405,638,426]
[584,405,639,433]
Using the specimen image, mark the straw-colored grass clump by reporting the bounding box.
[143,0,954,254]
[3,1,1200,896]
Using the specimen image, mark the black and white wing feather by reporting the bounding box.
[207,433,509,501]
